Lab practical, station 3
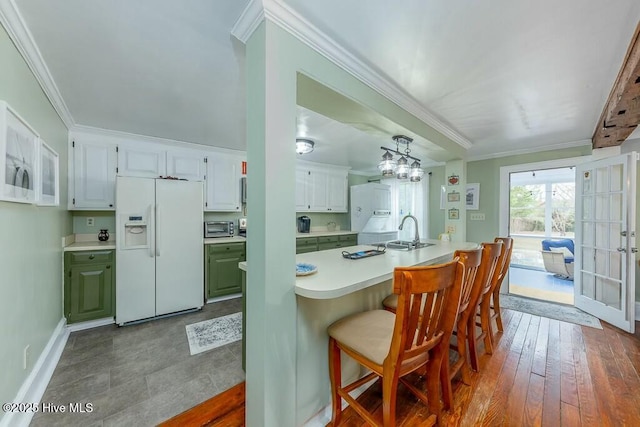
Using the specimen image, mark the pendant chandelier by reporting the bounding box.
[378,135,424,182]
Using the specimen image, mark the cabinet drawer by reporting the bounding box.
[338,234,357,244]
[318,242,341,251]
[68,251,113,264]
[317,236,339,244]
[208,243,245,254]
[296,237,317,246]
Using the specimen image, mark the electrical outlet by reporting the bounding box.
[470,213,486,221]
[447,225,456,234]
[23,345,30,370]
[86,217,95,227]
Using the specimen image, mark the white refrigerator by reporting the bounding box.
[350,183,398,244]
[116,176,203,325]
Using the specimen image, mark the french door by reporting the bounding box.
[575,153,637,333]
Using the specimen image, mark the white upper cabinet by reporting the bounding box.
[118,144,166,178]
[326,172,348,212]
[166,149,206,181]
[71,139,117,210]
[205,152,244,212]
[296,162,349,213]
[295,168,309,211]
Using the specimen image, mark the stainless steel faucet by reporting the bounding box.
[399,214,420,245]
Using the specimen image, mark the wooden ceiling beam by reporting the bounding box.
[592,20,640,149]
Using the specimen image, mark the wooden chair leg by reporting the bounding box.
[426,348,444,423]
[328,338,342,426]
[467,315,480,372]
[382,372,399,427]
[492,290,504,332]
[456,321,471,385]
[480,299,494,355]
[440,350,453,410]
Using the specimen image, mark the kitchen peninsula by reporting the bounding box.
[241,239,478,424]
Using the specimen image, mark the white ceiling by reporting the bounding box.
[12,0,640,166]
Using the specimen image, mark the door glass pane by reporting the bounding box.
[595,249,608,276]
[595,223,609,248]
[581,272,595,299]
[582,170,593,194]
[582,196,593,220]
[597,277,621,309]
[609,223,621,250]
[582,221,594,246]
[610,163,623,191]
[610,194,623,221]
[595,167,609,193]
[595,195,608,220]
[582,247,594,271]
[610,252,622,280]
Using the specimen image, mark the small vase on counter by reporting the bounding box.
[98,229,110,242]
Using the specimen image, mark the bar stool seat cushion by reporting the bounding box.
[328,310,395,366]
[382,294,398,311]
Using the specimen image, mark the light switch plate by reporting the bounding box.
[87,217,95,227]
[470,213,485,221]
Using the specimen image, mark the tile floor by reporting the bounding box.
[30,298,244,427]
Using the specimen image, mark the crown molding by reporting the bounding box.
[0,0,74,129]
[231,0,472,151]
[467,138,592,162]
[230,0,265,43]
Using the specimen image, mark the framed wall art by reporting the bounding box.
[0,101,39,204]
[466,183,480,210]
[447,191,460,202]
[38,139,59,206]
[448,208,459,220]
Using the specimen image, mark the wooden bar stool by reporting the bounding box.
[476,238,513,355]
[469,242,503,364]
[440,246,484,410]
[490,237,514,333]
[327,259,464,426]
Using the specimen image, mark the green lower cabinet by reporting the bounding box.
[206,243,246,299]
[296,236,318,254]
[64,251,115,324]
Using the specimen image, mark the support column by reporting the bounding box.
[444,159,467,242]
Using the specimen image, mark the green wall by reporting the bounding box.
[465,146,592,245]
[0,25,71,412]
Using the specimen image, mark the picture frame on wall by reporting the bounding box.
[0,101,39,204]
[38,139,59,206]
[447,191,460,202]
[466,183,480,210]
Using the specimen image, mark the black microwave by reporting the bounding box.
[204,221,234,238]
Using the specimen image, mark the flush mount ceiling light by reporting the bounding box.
[378,135,424,181]
[296,138,315,154]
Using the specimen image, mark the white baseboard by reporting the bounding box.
[207,293,242,304]
[303,377,377,426]
[0,318,69,427]
[66,317,114,332]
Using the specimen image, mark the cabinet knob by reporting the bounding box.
[106,265,111,269]
[89,254,95,260]
[109,204,113,207]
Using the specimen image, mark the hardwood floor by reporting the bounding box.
[165,309,640,426]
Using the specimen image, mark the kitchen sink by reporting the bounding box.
[376,240,435,251]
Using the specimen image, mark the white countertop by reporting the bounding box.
[294,240,478,299]
[64,241,117,251]
[296,230,357,238]
[204,236,246,244]
[239,240,479,299]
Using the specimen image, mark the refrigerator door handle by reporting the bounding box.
[150,204,155,258]
[156,203,161,257]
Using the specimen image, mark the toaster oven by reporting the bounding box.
[204,221,234,238]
